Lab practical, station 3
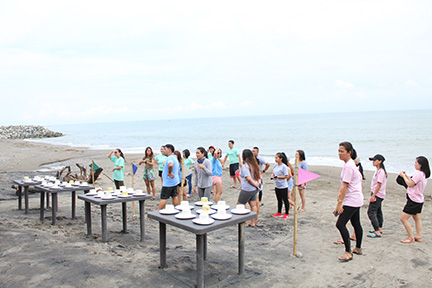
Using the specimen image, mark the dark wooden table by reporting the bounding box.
[78,194,152,242]
[148,208,257,288]
[35,185,93,225]
[13,180,44,213]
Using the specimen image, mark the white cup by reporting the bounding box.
[120,186,127,191]
[89,189,96,194]
[97,191,104,197]
[181,201,189,207]
[200,213,209,220]
[135,189,143,194]
[218,201,226,208]
[82,181,88,186]
[182,206,192,216]
[105,191,112,198]
[217,206,226,215]
[236,204,245,211]
[166,204,175,211]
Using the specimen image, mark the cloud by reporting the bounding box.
[404,80,419,87]
[335,80,355,89]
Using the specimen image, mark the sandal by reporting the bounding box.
[414,237,422,242]
[338,252,353,262]
[350,236,356,241]
[352,248,362,255]
[369,229,383,234]
[367,231,381,238]
[333,240,344,245]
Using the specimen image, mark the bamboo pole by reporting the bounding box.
[91,160,95,185]
[180,162,184,202]
[293,157,299,256]
[132,163,136,216]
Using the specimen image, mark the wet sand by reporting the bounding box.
[0,139,431,287]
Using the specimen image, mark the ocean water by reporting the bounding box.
[29,109,432,174]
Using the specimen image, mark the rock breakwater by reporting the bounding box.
[0,125,64,139]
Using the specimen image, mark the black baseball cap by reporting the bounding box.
[369,154,385,162]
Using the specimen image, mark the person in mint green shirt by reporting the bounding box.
[155,146,168,186]
[108,148,125,189]
[183,149,194,196]
[223,140,242,188]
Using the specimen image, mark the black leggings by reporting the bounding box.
[275,187,289,215]
[336,206,363,253]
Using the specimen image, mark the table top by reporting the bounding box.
[148,208,257,235]
[78,193,152,205]
[35,184,94,193]
[13,179,42,186]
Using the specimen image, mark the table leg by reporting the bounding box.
[101,205,108,242]
[71,191,76,219]
[139,200,145,242]
[238,222,245,275]
[52,193,58,225]
[18,185,22,210]
[122,202,127,233]
[24,186,29,214]
[196,234,205,288]
[85,201,92,235]
[159,222,167,268]
[204,233,208,261]
[46,193,50,208]
[40,191,45,221]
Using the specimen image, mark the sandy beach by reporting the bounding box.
[1,139,431,287]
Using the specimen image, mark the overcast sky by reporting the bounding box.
[1,0,431,125]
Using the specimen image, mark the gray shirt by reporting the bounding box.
[256,155,268,171]
[194,158,213,188]
[273,163,289,189]
[240,163,259,191]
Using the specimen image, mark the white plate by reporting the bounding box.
[133,193,147,197]
[192,218,215,225]
[86,193,97,196]
[175,213,196,219]
[101,197,116,200]
[196,209,216,215]
[211,204,230,210]
[159,209,180,215]
[175,205,195,210]
[211,214,233,220]
[118,195,132,198]
[194,201,213,206]
[231,209,251,215]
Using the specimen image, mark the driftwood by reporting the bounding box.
[56,163,103,184]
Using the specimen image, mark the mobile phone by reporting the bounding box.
[333,210,339,217]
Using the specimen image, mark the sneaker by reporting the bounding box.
[272,213,283,217]
[283,214,289,219]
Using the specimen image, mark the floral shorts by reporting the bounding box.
[143,169,155,181]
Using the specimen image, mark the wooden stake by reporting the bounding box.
[132,163,135,216]
[293,157,299,256]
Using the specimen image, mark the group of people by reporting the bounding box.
[107,140,431,262]
[107,141,309,227]
[335,141,430,262]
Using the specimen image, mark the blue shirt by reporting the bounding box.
[212,158,223,176]
[162,155,180,187]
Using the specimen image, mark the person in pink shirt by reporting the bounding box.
[335,141,364,261]
[367,154,387,238]
[399,156,430,243]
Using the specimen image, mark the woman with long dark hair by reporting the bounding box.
[108,148,125,189]
[193,147,213,199]
[139,147,156,199]
[271,152,291,219]
[367,154,387,238]
[182,149,194,196]
[237,149,261,227]
[296,150,308,212]
[399,156,430,243]
[211,148,224,203]
[335,141,363,261]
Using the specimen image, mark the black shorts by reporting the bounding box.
[161,186,178,200]
[177,181,187,187]
[229,163,240,178]
[403,195,423,215]
[158,170,163,177]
